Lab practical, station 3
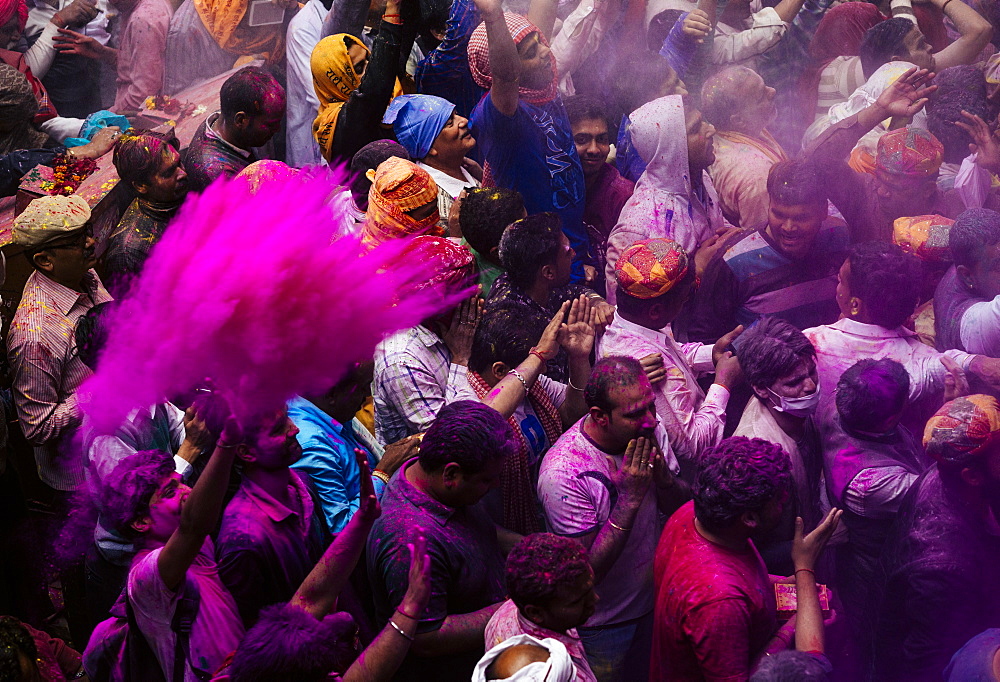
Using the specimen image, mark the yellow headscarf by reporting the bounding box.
[311,34,403,163]
[193,0,284,57]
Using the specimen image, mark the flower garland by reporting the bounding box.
[39,153,98,196]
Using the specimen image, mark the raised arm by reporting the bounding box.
[790,509,842,654]
[772,0,808,24]
[157,411,242,590]
[291,452,382,618]
[474,0,521,116]
[528,0,558,42]
[322,0,371,40]
[921,0,993,71]
[574,437,654,582]
[557,296,595,426]
[470,301,567,419]
[343,534,432,682]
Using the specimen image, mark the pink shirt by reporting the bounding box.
[113,0,173,112]
[537,418,660,626]
[128,539,244,681]
[486,599,597,682]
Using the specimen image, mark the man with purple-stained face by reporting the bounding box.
[214,407,332,628]
[183,67,287,193]
[872,395,1000,681]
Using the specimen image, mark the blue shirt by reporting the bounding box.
[471,94,588,280]
[414,0,485,120]
[288,396,378,533]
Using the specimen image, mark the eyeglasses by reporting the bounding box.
[44,226,92,251]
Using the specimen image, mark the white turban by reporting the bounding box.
[472,634,576,682]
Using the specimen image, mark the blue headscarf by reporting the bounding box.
[382,94,455,160]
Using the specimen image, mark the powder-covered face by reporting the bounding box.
[571,117,611,178]
[141,473,191,543]
[767,358,818,401]
[517,32,553,90]
[247,409,302,470]
[685,109,716,171]
[142,145,188,204]
[598,378,658,449]
[243,89,286,149]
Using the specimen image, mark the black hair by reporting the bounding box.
[610,50,678,125]
[584,356,645,413]
[564,94,612,130]
[766,159,826,207]
[220,66,283,123]
[738,318,816,391]
[505,533,591,611]
[646,9,685,52]
[460,187,525,258]
[75,301,116,371]
[469,305,539,374]
[928,92,990,164]
[750,650,832,681]
[418,400,517,473]
[860,18,915,79]
[348,141,410,208]
[694,436,792,533]
[836,358,910,432]
[847,242,920,328]
[0,616,37,682]
[497,213,565,289]
[950,208,1000,268]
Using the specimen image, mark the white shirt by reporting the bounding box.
[417,162,479,227]
[960,296,1000,358]
[285,0,328,168]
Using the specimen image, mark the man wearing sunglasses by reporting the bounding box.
[7,194,112,496]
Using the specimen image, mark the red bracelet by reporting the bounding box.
[794,568,816,578]
[396,605,420,619]
[529,350,549,364]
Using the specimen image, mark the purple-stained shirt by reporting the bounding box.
[215,470,330,626]
[366,458,506,682]
[485,599,597,682]
[537,418,660,627]
[113,0,173,112]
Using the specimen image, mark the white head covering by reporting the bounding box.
[472,634,576,682]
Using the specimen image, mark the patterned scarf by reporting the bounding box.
[0,63,47,154]
[467,369,561,535]
[467,12,558,105]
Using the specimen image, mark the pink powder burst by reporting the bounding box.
[81,167,449,431]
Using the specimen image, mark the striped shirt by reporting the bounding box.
[8,269,113,491]
[815,55,867,121]
[372,324,463,445]
[675,219,848,344]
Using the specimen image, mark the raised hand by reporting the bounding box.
[956,110,1000,175]
[558,295,596,359]
[356,449,382,523]
[399,531,432,618]
[442,294,482,366]
[874,67,937,119]
[712,325,743,365]
[535,300,569,361]
[682,8,712,43]
[791,508,843,571]
[612,436,655,508]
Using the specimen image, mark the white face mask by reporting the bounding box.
[767,385,821,418]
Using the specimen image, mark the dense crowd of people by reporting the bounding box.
[0,0,999,679]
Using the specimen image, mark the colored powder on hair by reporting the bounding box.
[81,167,452,432]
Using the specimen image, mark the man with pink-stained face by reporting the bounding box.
[215,408,332,627]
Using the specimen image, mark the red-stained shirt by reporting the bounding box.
[651,502,776,682]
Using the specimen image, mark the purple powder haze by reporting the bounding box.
[80,167,448,432]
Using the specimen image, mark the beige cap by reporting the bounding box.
[13,195,91,247]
